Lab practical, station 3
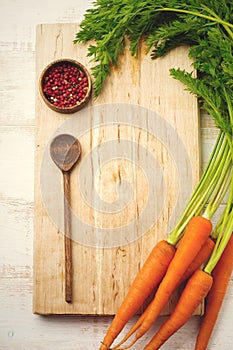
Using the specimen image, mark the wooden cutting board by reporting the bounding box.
[34,23,201,315]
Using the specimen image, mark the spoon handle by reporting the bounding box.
[63,171,72,303]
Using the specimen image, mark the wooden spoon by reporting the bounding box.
[50,134,81,303]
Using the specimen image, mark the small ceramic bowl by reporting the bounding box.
[39,58,92,114]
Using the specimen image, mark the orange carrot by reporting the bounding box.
[194,234,233,350]
[99,240,176,350]
[179,236,215,286]
[121,216,212,348]
[144,270,213,350]
[112,236,215,349]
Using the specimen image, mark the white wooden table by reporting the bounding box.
[0,1,232,349]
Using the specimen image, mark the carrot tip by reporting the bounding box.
[100,341,111,349]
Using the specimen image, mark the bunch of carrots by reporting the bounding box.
[98,130,233,350]
[75,1,233,349]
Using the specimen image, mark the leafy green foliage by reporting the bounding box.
[74,0,233,136]
[74,0,167,96]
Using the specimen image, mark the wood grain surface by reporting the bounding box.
[34,23,200,315]
[1,1,232,349]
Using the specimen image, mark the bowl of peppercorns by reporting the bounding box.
[39,58,92,114]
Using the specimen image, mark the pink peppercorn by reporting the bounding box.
[42,62,89,109]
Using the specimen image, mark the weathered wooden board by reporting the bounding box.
[34,23,201,315]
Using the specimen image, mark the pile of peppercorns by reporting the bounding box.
[42,62,89,109]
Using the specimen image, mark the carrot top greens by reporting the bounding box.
[75,0,233,270]
[75,1,233,112]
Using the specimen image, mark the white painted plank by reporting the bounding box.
[0,126,34,200]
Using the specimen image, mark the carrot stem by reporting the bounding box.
[155,7,233,34]
[167,132,231,245]
[199,3,233,39]
[203,152,232,219]
[205,173,233,274]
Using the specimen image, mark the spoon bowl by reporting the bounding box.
[50,134,81,173]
